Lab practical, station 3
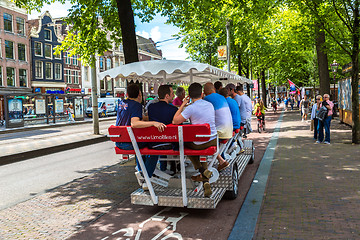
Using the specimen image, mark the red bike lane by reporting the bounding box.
[69,109,282,240]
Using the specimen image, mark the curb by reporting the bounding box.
[0,117,116,135]
[228,110,285,240]
[0,135,108,166]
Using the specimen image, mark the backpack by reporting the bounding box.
[316,106,328,121]
[255,107,262,117]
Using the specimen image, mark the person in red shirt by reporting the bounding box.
[172,87,185,107]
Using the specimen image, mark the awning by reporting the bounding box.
[98,60,252,84]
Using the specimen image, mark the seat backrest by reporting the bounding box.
[108,124,212,143]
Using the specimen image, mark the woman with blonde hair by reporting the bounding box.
[253,98,267,131]
[310,95,322,141]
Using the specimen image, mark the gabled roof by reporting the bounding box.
[136,35,162,57]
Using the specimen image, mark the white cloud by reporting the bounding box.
[136,30,150,39]
[28,2,72,19]
[150,26,161,42]
[136,27,161,42]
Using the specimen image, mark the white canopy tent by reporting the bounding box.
[98,60,251,85]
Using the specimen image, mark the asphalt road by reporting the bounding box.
[0,141,120,210]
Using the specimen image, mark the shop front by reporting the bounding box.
[1,92,85,128]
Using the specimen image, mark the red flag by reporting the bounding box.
[288,79,296,91]
[288,79,296,87]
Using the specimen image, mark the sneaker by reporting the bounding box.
[164,170,174,175]
[315,141,321,144]
[142,182,149,191]
[324,141,330,144]
[191,174,203,182]
[203,182,212,197]
[217,161,230,172]
[239,149,245,154]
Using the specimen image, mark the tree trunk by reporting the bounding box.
[257,73,261,99]
[261,70,267,107]
[116,0,139,64]
[315,22,330,95]
[351,2,360,144]
[237,54,242,76]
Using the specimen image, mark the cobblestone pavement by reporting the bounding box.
[254,110,360,239]
[0,160,138,240]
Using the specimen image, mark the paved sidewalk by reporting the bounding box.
[254,110,360,239]
[0,118,116,165]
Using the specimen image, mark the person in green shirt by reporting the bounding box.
[253,99,267,127]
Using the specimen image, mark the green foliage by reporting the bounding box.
[14,0,121,66]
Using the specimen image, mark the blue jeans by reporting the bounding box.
[313,118,319,140]
[317,116,331,142]
[115,142,158,177]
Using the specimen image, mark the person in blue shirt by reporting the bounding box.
[148,85,178,174]
[115,84,166,189]
[203,82,233,172]
[218,88,241,130]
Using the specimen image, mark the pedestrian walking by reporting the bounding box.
[289,96,295,110]
[67,104,75,122]
[300,95,310,122]
[316,94,334,144]
[311,95,322,141]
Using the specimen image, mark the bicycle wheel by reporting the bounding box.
[257,121,262,133]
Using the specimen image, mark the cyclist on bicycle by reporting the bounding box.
[253,99,266,129]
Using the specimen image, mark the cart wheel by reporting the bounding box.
[224,164,239,200]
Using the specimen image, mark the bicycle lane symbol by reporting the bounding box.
[101,207,189,240]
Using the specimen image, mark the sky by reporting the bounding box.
[28,2,189,60]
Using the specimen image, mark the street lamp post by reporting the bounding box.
[330,60,339,101]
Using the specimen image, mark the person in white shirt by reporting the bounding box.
[173,83,216,197]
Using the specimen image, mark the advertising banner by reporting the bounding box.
[55,99,64,114]
[74,98,84,118]
[8,99,23,124]
[217,46,227,60]
[35,99,46,114]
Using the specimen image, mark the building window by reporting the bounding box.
[55,63,61,80]
[106,58,112,69]
[65,69,71,83]
[72,55,78,66]
[0,67,2,86]
[44,44,52,58]
[100,79,105,90]
[99,57,104,70]
[4,13,12,32]
[18,43,26,61]
[6,67,15,86]
[16,17,25,35]
[45,62,52,79]
[19,69,27,87]
[44,29,51,41]
[65,52,71,64]
[35,42,42,56]
[74,71,79,84]
[35,61,43,78]
[5,40,14,59]
[106,79,112,90]
[83,66,89,82]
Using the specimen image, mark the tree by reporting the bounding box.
[14,0,138,65]
[301,0,359,143]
